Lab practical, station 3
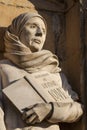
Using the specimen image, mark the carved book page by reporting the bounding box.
[2,78,45,113]
[2,71,73,113]
[25,71,73,103]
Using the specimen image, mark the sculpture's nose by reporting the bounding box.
[35,27,42,36]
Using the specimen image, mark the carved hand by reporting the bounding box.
[22,103,52,124]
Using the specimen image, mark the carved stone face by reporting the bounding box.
[19,17,46,52]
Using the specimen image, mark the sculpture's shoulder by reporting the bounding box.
[0,59,14,73]
[0,59,25,74]
[0,59,24,74]
[0,59,27,87]
[0,59,15,68]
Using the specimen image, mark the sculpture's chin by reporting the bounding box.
[29,44,43,52]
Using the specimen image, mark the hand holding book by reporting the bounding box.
[22,103,52,124]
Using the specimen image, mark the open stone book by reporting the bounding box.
[2,71,73,113]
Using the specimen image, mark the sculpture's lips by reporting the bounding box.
[33,39,41,44]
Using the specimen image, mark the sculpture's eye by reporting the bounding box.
[29,24,36,29]
[25,22,37,29]
[42,28,46,34]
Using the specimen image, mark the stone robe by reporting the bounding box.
[0,59,83,130]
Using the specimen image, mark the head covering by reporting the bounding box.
[8,12,47,37]
[4,12,61,73]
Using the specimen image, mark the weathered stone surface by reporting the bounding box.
[61,2,83,130]
[0,0,65,12]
